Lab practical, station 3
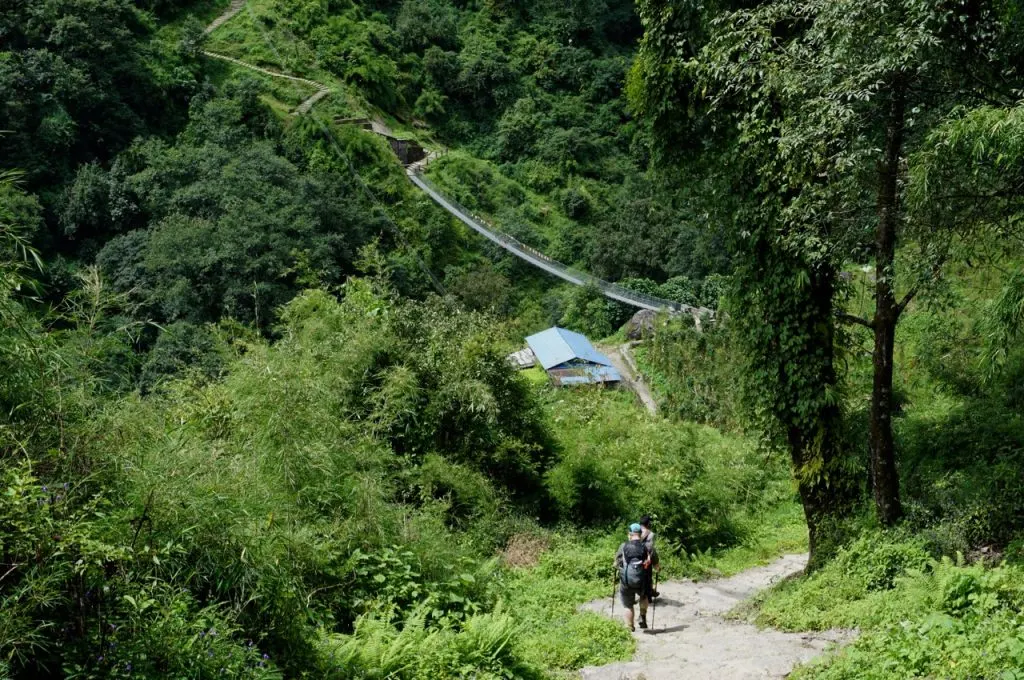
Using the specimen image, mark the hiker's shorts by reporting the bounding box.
[619,585,644,607]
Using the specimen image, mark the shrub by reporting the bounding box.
[502,536,634,671]
[792,607,1024,680]
[558,283,628,339]
[540,388,790,552]
[640,315,744,428]
[560,185,592,219]
[545,451,626,525]
[832,532,932,592]
[780,551,1024,679]
[658,276,699,307]
[0,462,281,678]
[650,466,740,551]
[63,283,559,674]
[343,546,500,628]
[396,0,460,52]
[63,583,282,680]
[318,609,542,680]
[751,532,933,631]
[418,454,502,529]
[898,399,1024,551]
[139,321,229,391]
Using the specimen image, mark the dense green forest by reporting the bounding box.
[2,0,1024,677]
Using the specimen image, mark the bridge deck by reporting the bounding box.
[407,169,690,313]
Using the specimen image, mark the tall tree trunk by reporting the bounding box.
[792,413,856,571]
[790,265,859,570]
[795,449,850,570]
[734,199,858,570]
[870,80,907,526]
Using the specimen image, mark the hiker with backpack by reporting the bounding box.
[614,523,660,632]
[639,515,660,600]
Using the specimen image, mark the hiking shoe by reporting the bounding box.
[638,615,648,629]
[651,590,660,599]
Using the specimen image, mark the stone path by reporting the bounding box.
[406,151,439,175]
[598,343,658,415]
[204,0,245,34]
[579,554,851,680]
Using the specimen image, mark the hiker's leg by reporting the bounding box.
[619,586,637,631]
[639,597,649,617]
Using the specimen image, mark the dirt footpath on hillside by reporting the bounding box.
[597,343,658,416]
[579,554,852,680]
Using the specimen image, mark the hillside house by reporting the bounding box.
[525,327,621,387]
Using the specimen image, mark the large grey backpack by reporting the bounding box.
[619,540,648,588]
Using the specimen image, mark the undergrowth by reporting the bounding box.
[1,270,806,678]
[746,531,1024,679]
[539,387,795,555]
[312,532,639,679]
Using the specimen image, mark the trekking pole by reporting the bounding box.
[650,569,659,631]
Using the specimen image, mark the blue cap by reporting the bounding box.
[629,523,642,533]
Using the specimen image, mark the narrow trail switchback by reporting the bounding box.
[580,554,851,680]
[202,1,331,114]
[204,0,245,34]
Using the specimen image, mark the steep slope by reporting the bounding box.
[203,1,331,114]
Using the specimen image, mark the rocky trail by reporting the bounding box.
[598,342,658,415]
[203,0,245,34]
[580,554,851,680]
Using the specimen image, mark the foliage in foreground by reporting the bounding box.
[747,531,1024,679]
[4,262,805,677]
[540,387,793,554]
[319,534,640,679]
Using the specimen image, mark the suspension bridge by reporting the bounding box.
[203,0,712,318]
[406,165,700,314]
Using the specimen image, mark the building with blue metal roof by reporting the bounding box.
[525,327,622,387]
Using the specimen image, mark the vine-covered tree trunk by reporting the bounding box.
[793,437,851,569]
[787,267,859,569]
[870,81,906,526]
[733,232,859,569]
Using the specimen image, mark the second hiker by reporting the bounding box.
[639,515,660,600]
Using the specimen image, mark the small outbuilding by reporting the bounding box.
[525,327,621,387]
[385,136,427,165]
[506,347,537,369]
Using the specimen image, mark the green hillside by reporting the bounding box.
[2,0,1024,678]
